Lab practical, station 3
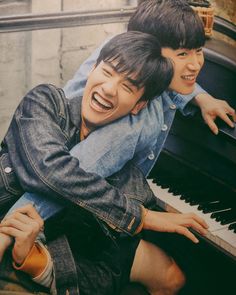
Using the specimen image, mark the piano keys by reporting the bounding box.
[147,169,236,258]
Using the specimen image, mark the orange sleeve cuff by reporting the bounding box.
[135,206,149,234]
[13,243,48,277]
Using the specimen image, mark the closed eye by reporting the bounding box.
[196,48,203,54]
[102,68,112,77]
[122,83,133,93]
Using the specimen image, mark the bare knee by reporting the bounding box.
[148,265,185,295]
[165,260,186,294]
[130,240,185,295]
[147,260,185,295]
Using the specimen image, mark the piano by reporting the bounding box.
[146,17,236,295]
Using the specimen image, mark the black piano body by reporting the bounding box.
[147,17,236,295]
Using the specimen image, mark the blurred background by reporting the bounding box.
[0,0,235,141]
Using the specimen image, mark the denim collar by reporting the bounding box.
[68,96,82,129]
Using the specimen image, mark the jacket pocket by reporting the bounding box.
[0,153,22,195]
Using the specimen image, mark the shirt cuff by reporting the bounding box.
[134,206,148,234]
[172,83,207,112]
[13,241,54,288]
[13,242,47,276]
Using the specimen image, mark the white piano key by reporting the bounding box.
[214,228,236,257]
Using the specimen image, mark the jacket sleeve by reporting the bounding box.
[63,37,113,99]
[174,83,208,115]
[3,84,142,235]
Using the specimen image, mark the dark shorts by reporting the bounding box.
[47,205,142,295]
[72,234,141,295]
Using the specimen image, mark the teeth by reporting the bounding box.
[94,93,112,108]
[182,75,195,81]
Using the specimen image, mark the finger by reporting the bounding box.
[175,226,199,244]
[204,116,218,135]
[218,112,235,128]
[187,213,209,229]
[224,104,236,118]
[232,112,236,122]
[185,219,208,236]
[12,204,44,228]
[1,216,41,237]
[0,218,32,233]
[4,211,38,226]
[0,226,23,239]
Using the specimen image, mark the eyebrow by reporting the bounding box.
[104,61,140,88]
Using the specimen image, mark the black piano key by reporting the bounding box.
[211,209,232,222]
[220,210,236,225]
[199,201,230,214]
[229,222,236,231]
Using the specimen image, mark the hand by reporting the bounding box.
[0,232,13,262]
[194,93,236,135]
[0,204,44,265]
[143,210,209,243]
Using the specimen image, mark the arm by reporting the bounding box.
[4,84,142,236]
[0,204,54,289]
[63,37,112,99]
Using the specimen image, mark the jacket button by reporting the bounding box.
[148,152,155,160]
[161,124,168,131]
[4,167,12,173]
[170,104,176,110]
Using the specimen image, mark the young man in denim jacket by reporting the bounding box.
[0,31,178,295]
[0,1,235,295]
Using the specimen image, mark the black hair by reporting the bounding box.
[96,31,173,101]
[128,0,206,49]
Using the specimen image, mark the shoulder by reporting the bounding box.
[20,84,67,115]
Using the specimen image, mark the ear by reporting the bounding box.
[130,100,148,115]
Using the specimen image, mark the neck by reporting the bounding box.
[80,122,89,141]
[80,117,96,140]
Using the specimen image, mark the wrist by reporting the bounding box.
[12,244,34,267]
[194,93,212,107]
[135,206,149,234]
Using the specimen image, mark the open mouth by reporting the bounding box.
[181,74,196,82]
[91,92,113,111]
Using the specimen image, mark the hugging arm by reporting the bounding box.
[3,84,142,235]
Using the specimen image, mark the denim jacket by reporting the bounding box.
[0,84,143,236]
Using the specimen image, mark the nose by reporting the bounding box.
[102,79,117,97]
[187,53,202,72]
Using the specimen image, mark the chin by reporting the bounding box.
[176,86,195,95]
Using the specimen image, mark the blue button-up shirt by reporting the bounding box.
[64,38,206,178]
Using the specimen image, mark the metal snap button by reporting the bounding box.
[170,104,176,110]
[161,124,168,131]
[4,167,12,173]
[148,152,155,160]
